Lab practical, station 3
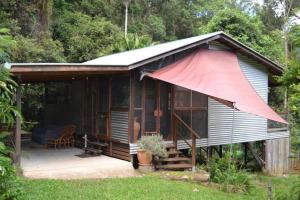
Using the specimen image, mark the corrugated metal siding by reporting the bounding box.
[177,139,208,149]
[111,111,129,144]
[129,141,174,154]
[208,42,269,146]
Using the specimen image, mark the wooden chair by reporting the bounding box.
[45,125,76,149]
[61,125,76,148]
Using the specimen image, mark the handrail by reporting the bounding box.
[173,112,198,172]
[176,130,192,148]
[173,113,201,139]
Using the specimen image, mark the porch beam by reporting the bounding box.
[192,134,196,172]
[14,83,22,166]
[155,81,160,133]
[108,78,112,156]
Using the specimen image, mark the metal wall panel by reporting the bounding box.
[111,111,129,143]
[129,140,174,154]
[207,42,269,146]
[177,139,208,149]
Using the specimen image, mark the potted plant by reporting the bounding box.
[137,135,168,166]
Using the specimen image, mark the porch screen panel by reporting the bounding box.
[192,111,208,138]
[145,78,156,133]
[175,110,192,140]
[174,86,190,107]
[134,72,142,108]
[174,86,192,140]
[98,79,109,137]
[111,76,130,108]
[133,111,142,143]
[174,86,208,141]
[83,79,97,137]
[132,71,143,143]
[160,82,171,140]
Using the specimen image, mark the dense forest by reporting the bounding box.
[0,0,299,151]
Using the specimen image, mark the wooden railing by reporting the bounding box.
[173,113,200,171]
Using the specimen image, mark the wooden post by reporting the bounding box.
[14,84,22,166]
[219,145,223,158]
[192,134,196,172]
[141,78,146,136]
[108,78,112,156]
[128,72,134,143]
[244,143,248,166]
[95,78,100,139]
[155,81,160,134]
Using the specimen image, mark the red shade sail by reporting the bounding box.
[148,49,287,124]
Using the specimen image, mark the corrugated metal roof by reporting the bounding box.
[10,31,283,75]
[84,32,223,66]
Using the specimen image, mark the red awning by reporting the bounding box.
[148,49,287,124]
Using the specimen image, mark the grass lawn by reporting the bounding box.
[23,174,299,200]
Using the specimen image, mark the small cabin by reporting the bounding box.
[11,32,289,174]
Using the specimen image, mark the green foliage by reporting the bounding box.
[0,137,24,200]
[281,25,300,152]
[21,84,44,128]
[0,28,16,63]
[147,15,166,41]
[21,174,298,199]
[137,135,168,158]
[274,175,300,200]
[204,8,284,63]
[0,60,24,200]
[275,177,300,200]
[209,153,252,193]
[52,11,123,62]
[12,34,65,62]
[111,34,157,53]
[0,66,22,129]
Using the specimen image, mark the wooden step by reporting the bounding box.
[167,151,182,155]
[165,143,176,149]
[156,163,192,170]
[157,157,190,162]
[85,147,102,155]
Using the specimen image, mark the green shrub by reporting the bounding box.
[275,176,300,200]
[137,135,168,158]
[0,135,24,200]
[209,153,252,193]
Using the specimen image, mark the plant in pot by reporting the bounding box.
[137,135,168,166]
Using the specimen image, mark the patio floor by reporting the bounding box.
[21,142,139,179]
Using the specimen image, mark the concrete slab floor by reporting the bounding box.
[21,142,139,179]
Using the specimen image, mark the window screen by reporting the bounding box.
[45,82,71,104]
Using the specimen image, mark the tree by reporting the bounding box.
[110,33,157,53]
[12,33,65,63]
[204,8,284,63]
[52,11,123,62]
[0,28,16,63]
[281,25,300,152]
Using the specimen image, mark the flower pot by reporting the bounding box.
[137,149,152,166]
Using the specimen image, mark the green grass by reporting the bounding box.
[22,174,299,200]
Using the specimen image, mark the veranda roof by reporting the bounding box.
[148,49,287,124]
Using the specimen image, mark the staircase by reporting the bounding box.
[154,144,192,171]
